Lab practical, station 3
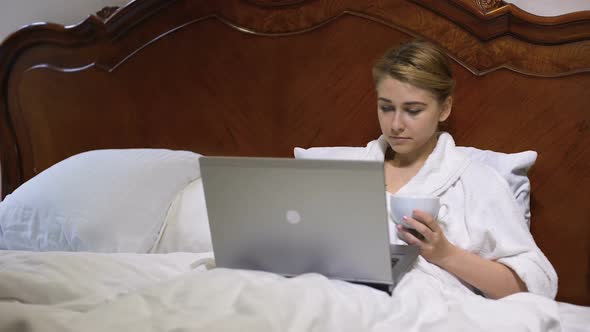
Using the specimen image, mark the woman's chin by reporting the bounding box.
[390,146,413,155]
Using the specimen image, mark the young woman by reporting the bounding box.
[371,40,557,299]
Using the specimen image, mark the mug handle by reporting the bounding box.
[437,203,449,221]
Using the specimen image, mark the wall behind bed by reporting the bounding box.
[505,0,590,17]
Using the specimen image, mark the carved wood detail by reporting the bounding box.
[411,0,590,45]
[475,0,503,13]
[95,6,120,21]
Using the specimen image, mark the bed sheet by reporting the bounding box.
[557,302,590,332]
[0,251,588,332]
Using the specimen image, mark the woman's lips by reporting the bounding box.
[389,136,411,144]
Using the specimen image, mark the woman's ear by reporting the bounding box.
[439,96,452,122]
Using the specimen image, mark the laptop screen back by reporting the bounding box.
[200,157,393,284]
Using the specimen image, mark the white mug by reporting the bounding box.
[389,195,448,229]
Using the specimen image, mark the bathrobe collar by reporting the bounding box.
[364,132,471,196]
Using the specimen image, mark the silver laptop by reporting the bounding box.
[199,156,419,293]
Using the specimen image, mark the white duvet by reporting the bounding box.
[0,251,589,332]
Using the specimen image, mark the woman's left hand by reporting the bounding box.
[396,209,457,266]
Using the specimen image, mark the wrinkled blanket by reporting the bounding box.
[1,251,588,332]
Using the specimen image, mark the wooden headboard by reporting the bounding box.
[0,0,589,305]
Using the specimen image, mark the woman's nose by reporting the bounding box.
[391,112,404,132]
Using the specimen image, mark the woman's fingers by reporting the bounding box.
[397,225,423,246]
[402,216,434,242]
[397,210,453,265]
[412,209,438,232]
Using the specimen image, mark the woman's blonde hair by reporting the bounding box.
[372,40,455,103]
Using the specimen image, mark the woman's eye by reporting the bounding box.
[406,109,422,115]
[380,105,394,112]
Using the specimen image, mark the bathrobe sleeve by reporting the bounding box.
[461,163,558,299]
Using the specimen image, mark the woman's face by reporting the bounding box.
[377,77,451,160]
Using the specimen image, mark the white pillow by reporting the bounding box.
[294,145,537,226]
[152,177,213,253]
[0,149,201,253]
[456,147,536,226]
[294,147,366,160]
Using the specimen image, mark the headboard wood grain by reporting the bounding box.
[1,0,589,305]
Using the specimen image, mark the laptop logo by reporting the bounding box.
[286,210,302,224]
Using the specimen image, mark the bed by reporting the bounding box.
[0,0,589,330]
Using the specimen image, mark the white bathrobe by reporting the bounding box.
[335,132,558,299]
